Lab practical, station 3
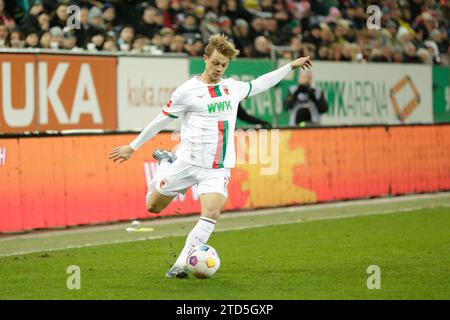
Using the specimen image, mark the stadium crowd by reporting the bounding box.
[0,0,448,64]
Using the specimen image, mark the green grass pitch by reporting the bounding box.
[0,206,449,299]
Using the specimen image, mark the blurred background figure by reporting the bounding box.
[284,70,328,127]
[237,103,272,129]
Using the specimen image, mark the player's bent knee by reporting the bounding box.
[203,208,221,221]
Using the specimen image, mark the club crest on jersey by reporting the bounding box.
[223,86,230,95]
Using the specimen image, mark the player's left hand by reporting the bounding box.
[290,56,312,70]
[108,145,135,163]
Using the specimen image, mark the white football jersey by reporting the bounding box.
[161,76,252,169]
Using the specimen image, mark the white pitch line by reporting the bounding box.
[1,203,448,257]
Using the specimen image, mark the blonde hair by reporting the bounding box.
[204,34,240,59]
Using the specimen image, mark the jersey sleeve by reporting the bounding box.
[248,64,292,97]
[232,64,292,101]
[161,87,190,119]
[232,80,253,101]
[128,86,190,151]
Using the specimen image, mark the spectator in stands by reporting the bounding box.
[248,16,264,39]
[284,70,328,127]
[370,46,393,63]
[1,0,448,65]
[200,11,219,43]
[0,0,15,30]
[317,44,331,60]
[389,3,412,32]
[382,19,403,52]
[137,6,159,39]
[184,37,204,56]
[218,16,233,39]
[113,0,142,26]
[49,26,63,49]
[160,27,174,52]
[411,25,426,50]
[179,0,195,18]
[204,0,220,14]
[18,2,43,35]
[417,47,432,64]
[335,19,354,44]
[0,22,7,47]
[169,34,186,53]
[300,42,316,60]
[429,28,448,55]
[324,6,341,25]
[273,0,291,29]
[24,31,39,48]
[177,14,201,43]
[392,47,404,63]
[102,2,117,33]
[329,43,343,61]
[264,16,282,45]
[340,43,354,61]
[6,28,24,48]
[103,36,118,51]
[88,6,104,31]
[303,23,321,48]
[37,11,50,33]
[420,11,438,40]
[251,35,271,58]
[342,2,364,30]
[154,0,173,28]
[425,36,442,64]
[74,7,90,49]
[137,6,163,39]
[193,5,206,24]
[232,18,252,56]
[397,26,413,48]
[85,29,105,51]
[39,30,51,48]
[320,23,336,46]
[49,3,67,29]
[117,24,134,51]
[61,29,78,50]
[220,0,252,22]
[130,35,149,53]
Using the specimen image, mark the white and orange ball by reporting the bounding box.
[186,245,220,278]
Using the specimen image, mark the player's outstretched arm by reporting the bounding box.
[247,56,312,98]
[108,113,174,164]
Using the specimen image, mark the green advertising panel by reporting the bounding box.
[433,66,450,123]
[190,58,435,127]
[190,58,295,127]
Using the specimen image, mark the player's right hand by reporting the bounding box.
[108,145,135,163]
[290,56,312,70]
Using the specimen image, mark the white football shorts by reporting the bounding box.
[154,159,231,198]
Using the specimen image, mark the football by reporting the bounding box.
[186,245,221,278]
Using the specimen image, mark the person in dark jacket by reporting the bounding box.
[284,70,328,126]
